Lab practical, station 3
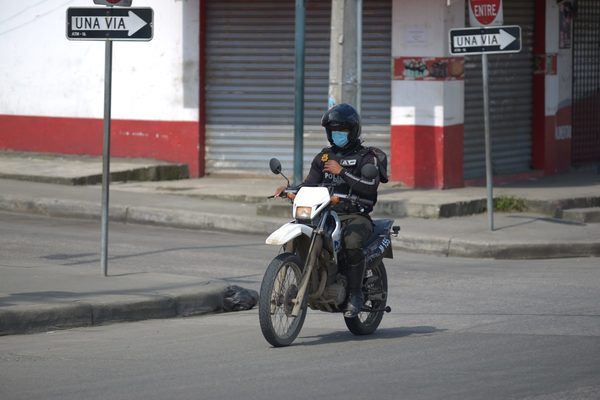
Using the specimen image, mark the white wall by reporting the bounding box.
[544,0,572,115]
[392,0,465,57]
[391,0,465,127]
[547,0,572,144]
[0,0,199,121]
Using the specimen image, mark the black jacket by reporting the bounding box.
[303,142,380,214]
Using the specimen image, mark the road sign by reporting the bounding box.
[469,0,503,27]
[66,7,153,41]
[449,25,521,55]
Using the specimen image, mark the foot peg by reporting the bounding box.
[362,306,391,313]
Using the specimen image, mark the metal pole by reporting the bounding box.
[482,53,494,231]
[101,39,113,276]
[293,0,306,186]
[356,0,362,114]
[328,0,358,108]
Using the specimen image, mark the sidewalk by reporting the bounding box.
[1,151,599,335]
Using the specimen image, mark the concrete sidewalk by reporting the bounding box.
[0,264,228,336]
[1,151,599,259]
[1,151,599,335]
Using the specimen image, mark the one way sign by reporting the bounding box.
[449,25,521,55]
[66,7,153,41]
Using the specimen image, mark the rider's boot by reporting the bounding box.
[343,252,366,318]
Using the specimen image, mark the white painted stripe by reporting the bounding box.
[391,80,464,126]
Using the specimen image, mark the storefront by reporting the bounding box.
[203,0,392,176]
[572,0,600,166]
[0,0,597,187]
[463,0,536,180]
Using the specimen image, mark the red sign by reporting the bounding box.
[469,0,503,27]
[93,0,133,6]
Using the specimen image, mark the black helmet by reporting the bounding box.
[321,103,361,147]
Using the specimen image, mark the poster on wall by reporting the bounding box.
[559,1,574,49]
[393,57,464,81]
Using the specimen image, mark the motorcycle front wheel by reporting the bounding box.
[344,261,388,336]
[258,253,307,347]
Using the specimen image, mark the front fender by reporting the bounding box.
[266,222,313,245]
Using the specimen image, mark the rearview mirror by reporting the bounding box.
[269,158,282,175]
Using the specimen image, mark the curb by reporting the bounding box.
[1,194,599,260]
[256,198,488,219]
[0,195,284,234]
[0,282,229,336]
[0,164,189,186]
[394,235,600,259]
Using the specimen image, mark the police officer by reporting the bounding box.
[275,103,380,318]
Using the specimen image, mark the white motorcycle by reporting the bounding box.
[258,158,399,347]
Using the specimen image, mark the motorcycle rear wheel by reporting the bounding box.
[259,253,307,347]
[344,261,388,335]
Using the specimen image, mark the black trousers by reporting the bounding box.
[339,214,373,265]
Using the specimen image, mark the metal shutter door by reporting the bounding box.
[572,0,600,165]
[463,0,535,179]
[205,0,391,176]
[360,0,392,158]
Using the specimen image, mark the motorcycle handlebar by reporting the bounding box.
[270,189,371,207]
[331,194,373,207]
[267,189,297,200]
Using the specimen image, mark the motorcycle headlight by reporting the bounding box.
[295,206,312,219]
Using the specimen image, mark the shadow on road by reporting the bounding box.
[298,325,445,346]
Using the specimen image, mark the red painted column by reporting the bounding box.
[390,0,466,189]
[391,125,464,189]
[532,0,573,175]
[531,0,547,171]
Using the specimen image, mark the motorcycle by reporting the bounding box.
[258,158,399,347]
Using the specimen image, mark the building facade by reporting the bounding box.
[0,0,597,188]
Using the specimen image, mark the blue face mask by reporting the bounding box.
[331,131,349,148]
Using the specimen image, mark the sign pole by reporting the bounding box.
[449,24,520,232]
[101,39,113,276]
[482,52,494,231]
[67,4,153,276]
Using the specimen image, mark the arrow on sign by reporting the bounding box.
[453,28,516,50]
[71,10,147,37]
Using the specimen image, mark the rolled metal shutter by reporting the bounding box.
[572,0,600,165]
[205,0,391,176]
[360,0,392,159]
[463,0,535,179]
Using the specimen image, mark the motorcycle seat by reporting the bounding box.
[366,219,394,246]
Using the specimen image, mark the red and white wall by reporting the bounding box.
[532,0,572,174]
[390,0,465,188]
[390,0,573,188]
[0,0,576,187]
[0,0,203,176]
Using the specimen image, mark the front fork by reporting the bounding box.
[290,233,322,317]
[289,215,328,317]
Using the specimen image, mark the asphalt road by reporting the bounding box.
[1,212,600,399]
